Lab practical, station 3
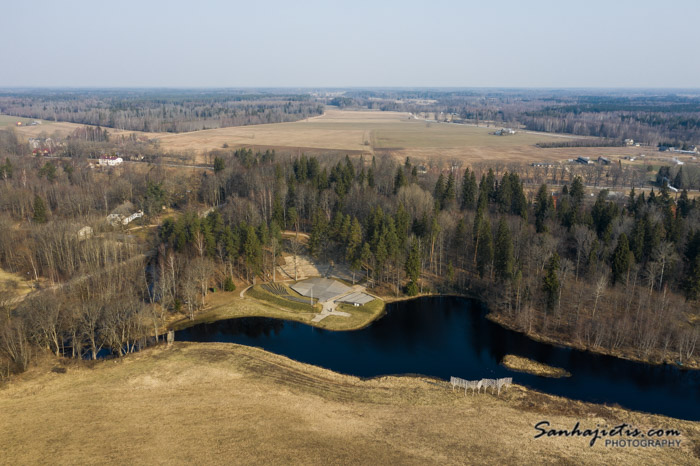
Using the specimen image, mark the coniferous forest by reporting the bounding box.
[1,126,699,374]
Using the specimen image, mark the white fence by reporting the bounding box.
[450,376,512,396]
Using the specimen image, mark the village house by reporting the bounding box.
[493,128,516,136]
[98,156,123,166]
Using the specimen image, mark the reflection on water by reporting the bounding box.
[177,296,700,421]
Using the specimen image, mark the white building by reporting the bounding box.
[122,211,144,225]
[98,156,123,166]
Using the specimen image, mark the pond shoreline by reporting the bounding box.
[175,296,700,421]
[171,290,699,372]
[386,292,700,371]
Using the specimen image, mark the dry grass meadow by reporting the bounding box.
[0,114,150,140]
[1,342,698,465]
[153,109,654,166]
[3,109,654,167]
[0,267,33,300]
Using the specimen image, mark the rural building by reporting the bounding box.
[493,128,516,136]
[291,278,352,303]
[598,156,611,165]
[107,201,142,226]
[624,139,634,146]
[336,292,375,306]
[576,157,592,165]
[98,156,123,166]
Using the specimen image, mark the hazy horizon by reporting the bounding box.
[2,0,699,88]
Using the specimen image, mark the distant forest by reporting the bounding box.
[329,89,700,146]
[0,90,324,132]
[2,88,699,145]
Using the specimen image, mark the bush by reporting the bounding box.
[223,276,236,292]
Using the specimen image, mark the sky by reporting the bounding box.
[1,0,699,88]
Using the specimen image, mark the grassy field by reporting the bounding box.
[0,114,39,128]
[1,342,697,464]
[329,299,386,330]
[171,289,386,332]
[0,113,153,140]
[2,109,657,167]
[245,284,319,313]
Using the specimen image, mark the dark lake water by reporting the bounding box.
[176,296,700,421]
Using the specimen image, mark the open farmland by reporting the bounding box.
[154,109,569,157]
[0,114,38,128]
[1,343,697,465]
[0,113,156,140]
[149,109,655,165]
[3,109,655,166]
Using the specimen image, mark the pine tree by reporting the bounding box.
[243,225,262,280]
[484,169,496,202]
[627,187,636,215]
[510,173,528,220]
[361,242,373,279]
[444,171,456,207]
[475,217,493,278]
[405,241,421,283]
[394,204,410,248]
[460,169,477,210]
[434,173,446,207]
[542,253,560,312]
[611,233,632,285]
[308,208,328,258]
[683,231,700,300]
[630,217,646,263]
[496,173,513,213]
[213,157,225,173]
[394,167,407,194]
[674,167,684,189]
[494,219,514,281]
[33,194,47,223]
[346,217,363,263]
[534,184,551,233]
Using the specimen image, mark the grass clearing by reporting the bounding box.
[170,292,318,331]
[0,267,33,299]
[171,286,386,333]
[0,114,39,128]
[1,342,698,464]
[322,299,387,331]
[246,283,320,313]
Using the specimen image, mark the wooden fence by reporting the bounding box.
[450,376,513,396]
